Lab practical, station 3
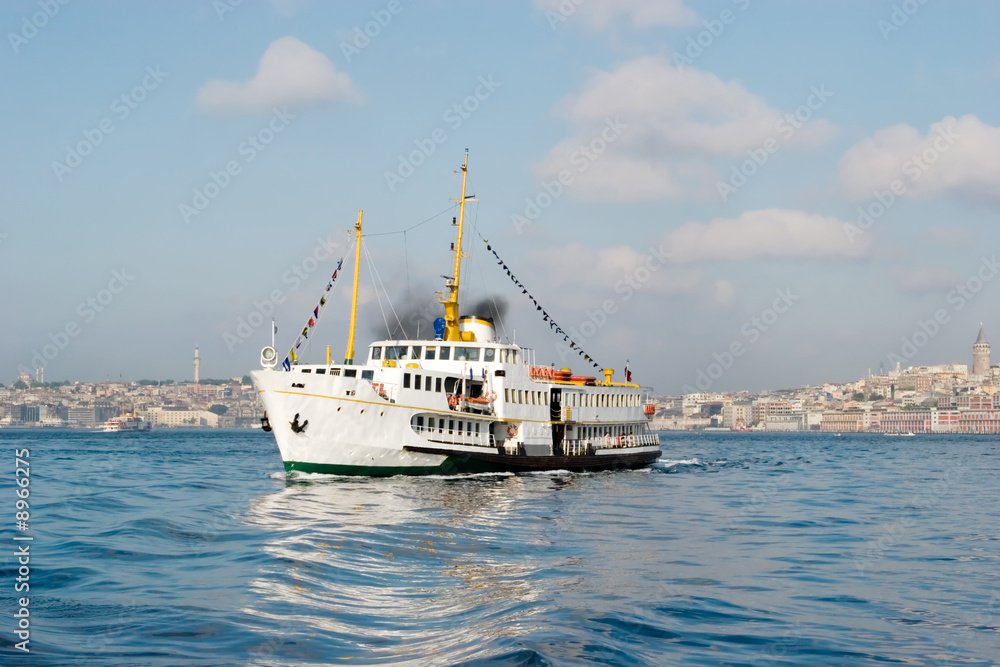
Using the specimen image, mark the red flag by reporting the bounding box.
[625,360,632,383]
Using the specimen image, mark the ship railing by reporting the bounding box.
[592,433,660,450]
[411,424,493,448]
[561,440,592,456]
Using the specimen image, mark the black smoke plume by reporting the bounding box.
[368,291,509,340]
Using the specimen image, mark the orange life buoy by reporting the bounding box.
[448,395,459,407]
[489,391,498,402]
[618,434,625,446]
[506,424,518,438]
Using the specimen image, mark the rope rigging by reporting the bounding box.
[476,232,602,370]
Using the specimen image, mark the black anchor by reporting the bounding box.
[290,413,309,434]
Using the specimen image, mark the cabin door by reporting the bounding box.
[550,389,564,455]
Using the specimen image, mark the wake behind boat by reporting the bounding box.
[251,152,660,476]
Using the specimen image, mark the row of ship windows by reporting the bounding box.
[300,367,375,380]
[505,388,549,405]
[402,373,457,393]
[566,392,640,408]
[501,390,639,408]
[372,345,516,363]
[414,415,481,436]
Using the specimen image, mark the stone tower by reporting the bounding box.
[973,326,990,377]
[193,345,200,384]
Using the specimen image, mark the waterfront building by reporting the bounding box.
[722,403,750,429]
[751,399,791,425]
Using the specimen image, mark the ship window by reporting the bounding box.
[330,368,341,376]
[439,347,451,360]
[455,347,480,361]
[448,420,454,434]
[302,369,311,373]
[438,418,445,432]
[416,416,424,429]
[403,374,411,389]
[436,378,442,392]
[517,390,523,403]
[316,369,326,375]
[386,346,406,360]
[425,347,436,360]
[466,422,472,435]
[411,346,422,359]
[475,422,480,434]
[344,369,357,378]
[414,374,422,389]
[425,376,432,391]
[512,350,518,363]
[362,370,374,380]
[505,388,510,402]
[457,421,463,434]
[371,347,382,360]
[484,348,495,362]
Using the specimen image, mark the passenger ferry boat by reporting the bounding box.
[101,412,151,432]
[251,153,661,475]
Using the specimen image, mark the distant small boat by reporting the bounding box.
[101,413,151,432]
[730,419,750,432]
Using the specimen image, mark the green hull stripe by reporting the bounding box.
[283,458,501,477]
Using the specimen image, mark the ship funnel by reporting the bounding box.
[458,316,497,343]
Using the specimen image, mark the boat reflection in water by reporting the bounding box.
[239,473,588,662]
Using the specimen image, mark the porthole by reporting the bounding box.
[360,409,365,414]
[380,411,385,417]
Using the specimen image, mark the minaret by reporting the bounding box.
[973,326,990,377]
[193,345,200,384]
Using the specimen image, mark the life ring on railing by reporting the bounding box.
[489,391,498,402]
[448,395,459,407]
[617,434,626,446]
[506,424,518,438]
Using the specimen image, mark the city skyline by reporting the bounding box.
[3,1,1000,393]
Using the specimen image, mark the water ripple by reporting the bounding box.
[1,430,998,665]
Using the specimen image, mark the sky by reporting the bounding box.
[2,0,999,393]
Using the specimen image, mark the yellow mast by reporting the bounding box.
[344,210,363,364]
[439,150,475,341]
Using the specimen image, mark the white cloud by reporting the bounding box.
[889,267,959,294]
[838,114,1000,203]
[196,37,363,115]
[528,243,735,309]
[662,209,870,262]
[534,0,698,29]
[534,56,835,201]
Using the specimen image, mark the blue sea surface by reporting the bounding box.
[0,429,998,666]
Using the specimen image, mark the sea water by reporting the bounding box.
[0,429,997,665]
